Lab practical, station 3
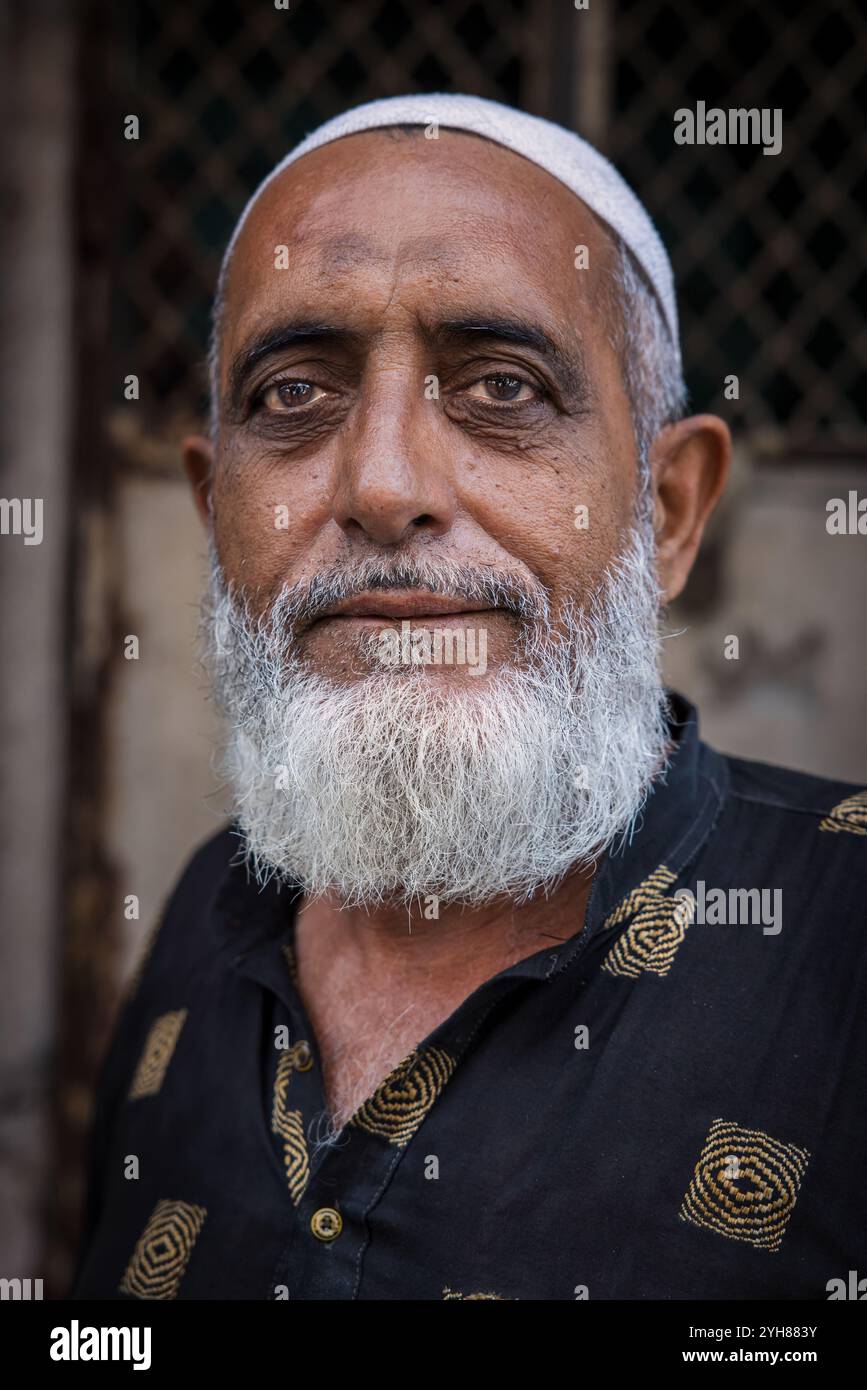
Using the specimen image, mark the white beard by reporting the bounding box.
[201,524,670,910]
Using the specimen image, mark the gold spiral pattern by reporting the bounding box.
[442,1287,504,1300]
[601,866,687,978]
[271,1043,312,1204]
[350,1046,456,1147]
[128,1009,187,1100]
[679,1118,810,1253]
[119,1198,207,1299]
[819,788,867,835]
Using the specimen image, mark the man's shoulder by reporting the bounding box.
[722,749,866,826]
[712,747,867,883]
[166,821,243,910]
[160,819,248,939]
[89,825,245,1142]
[128,823,243,994]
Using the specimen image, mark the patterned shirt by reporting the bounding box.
[71,693,867,1300]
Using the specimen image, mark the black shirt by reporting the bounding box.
[71,693,867,1300]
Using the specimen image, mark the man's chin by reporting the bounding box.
[297,618,520,683]
[287,656,503,701]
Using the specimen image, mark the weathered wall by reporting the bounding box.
[106,473,221,988]
[0,1,72,1280]
[667,459,867,783]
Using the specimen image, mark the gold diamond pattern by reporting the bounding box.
[128,1009,187,1100]
[600,866,689,979]
[350,1046,456,1147]
[680,1118,810,1253]
[119,1198,207,1299]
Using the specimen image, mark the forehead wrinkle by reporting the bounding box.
[233,231,389,287]
[305,232,390,276]
[238,155,609,294]
[224,130,621,320]
[225,196,614,367]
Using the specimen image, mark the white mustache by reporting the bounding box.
[229,553,551,645]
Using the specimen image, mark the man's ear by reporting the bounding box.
[649,414,731,603]
[183,434,215,528]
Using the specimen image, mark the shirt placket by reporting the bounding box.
[241,934,558,1299]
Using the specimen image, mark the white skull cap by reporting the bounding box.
[221,92,679,353]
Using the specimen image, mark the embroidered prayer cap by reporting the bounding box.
[221,92,680,357]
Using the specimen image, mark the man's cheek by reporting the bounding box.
[211,488,293,591]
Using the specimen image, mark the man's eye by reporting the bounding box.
[259,379,325,411]
[465,373,540,404]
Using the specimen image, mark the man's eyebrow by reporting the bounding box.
[227,321,361,406]
[428,316,587,396]
[225,314,589,409]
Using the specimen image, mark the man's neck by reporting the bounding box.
[292,865,596,1129]
[295,863,595,981]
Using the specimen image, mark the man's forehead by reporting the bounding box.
[237,126,611,242]
[222,129,615,344]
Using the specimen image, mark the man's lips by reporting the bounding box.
[312,591,498,623]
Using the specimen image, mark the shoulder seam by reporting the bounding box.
[730,788,846,819]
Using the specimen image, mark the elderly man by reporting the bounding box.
[73,94,866,1301]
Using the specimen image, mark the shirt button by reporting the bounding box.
[310,1207,342,1242]
[296,1042,314,1072]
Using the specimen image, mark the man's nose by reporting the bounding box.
[331,365,457,546]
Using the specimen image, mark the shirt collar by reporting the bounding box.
[544,689,728,977]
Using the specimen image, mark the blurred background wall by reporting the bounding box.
[1,0,865,1293]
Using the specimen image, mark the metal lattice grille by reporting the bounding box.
[115,0,867,450]
[117,0,546,435]
[607,0,867,446]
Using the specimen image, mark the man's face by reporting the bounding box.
[208,128,640,678]
[189,127,728,904]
